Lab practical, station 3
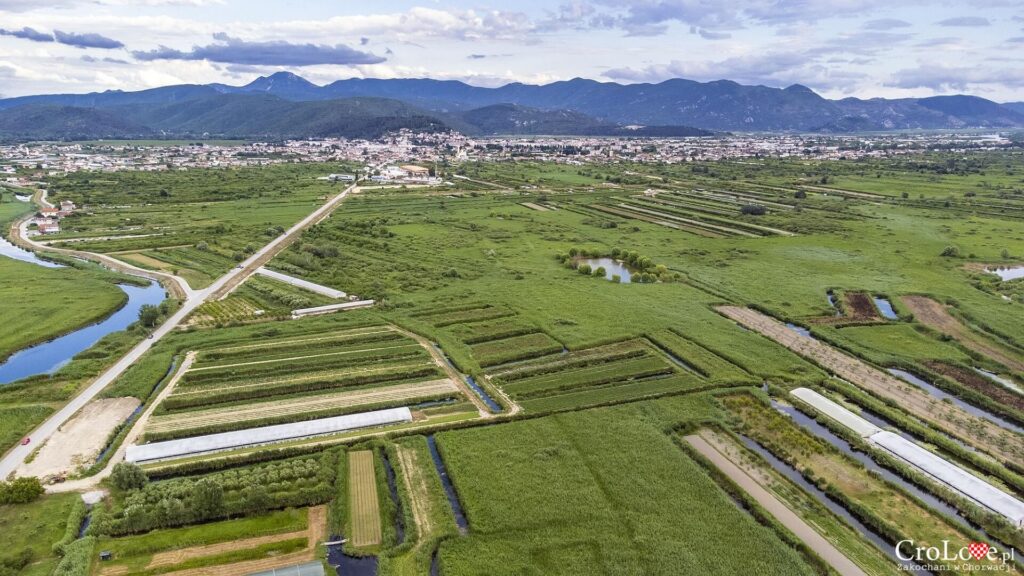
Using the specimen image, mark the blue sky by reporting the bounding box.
[0,0,1022,101]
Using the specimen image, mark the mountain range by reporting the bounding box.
[0,72,1022,141]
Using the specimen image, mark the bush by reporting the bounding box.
[739,204,767,216]
[0,477,44,504]
[940,246,960,258]
[111,462,148,491]
[52,537,95,576]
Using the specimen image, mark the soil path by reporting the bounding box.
[901,296,1024,373]
[685,433,867,576]
[390,324,493,417]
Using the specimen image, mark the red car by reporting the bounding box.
[20,437,30,445]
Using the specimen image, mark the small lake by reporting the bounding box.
[873,296,898,320]
[0,280,166,384]
[888,369,1024,434]
[0,236,62,268]
[987,266,1024,282]
[577,257,633,283]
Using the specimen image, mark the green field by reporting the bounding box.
[434,397,819,575]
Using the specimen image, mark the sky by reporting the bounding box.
[0,0,1022,101]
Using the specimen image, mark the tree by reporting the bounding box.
[593,266,606,278]
[740,204,767,216]
[794,190,807,199]
[577,264,592,275]
[111,462,148,491]
[138,305,160,328]
[193,478,224,518]
[940,246,960,258]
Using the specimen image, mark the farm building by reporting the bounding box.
[791,387,1024,527]
[126,407,412,463]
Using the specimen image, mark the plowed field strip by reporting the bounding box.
[350,451,382,547]
[188,343,420,372]
[149,379,458,433]
[901,296,1024,373]
[170,360,435,398]
[206,326,395,354]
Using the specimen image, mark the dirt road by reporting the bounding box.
[391,324,494,417]
[901,296,1024,373]
[685,432,867,576]
[718,305,1024,470]
[0,180,360,480]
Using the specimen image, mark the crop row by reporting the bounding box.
[502,355,674,399]
[195,327,401,364]
[148,379,459,438]
[408,302,495,318]
[519,373,706,413]
[190,335,413,371]
[181,344,425,386]
[417,305,515,327]
[205,324,389,355]
[189,297,268,326]
[646,330,754,384]
[491,339,650,382]
[471,332,564,367]
[447,317,541,345]
[163,361,441,411]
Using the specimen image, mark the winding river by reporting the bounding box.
[0,236,167,384]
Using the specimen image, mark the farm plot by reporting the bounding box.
[719,306,1024,470]
[446,317,541,345]
[901,296,1024,373]
[412,303,516,327]
[143,324,470,441]
[647,329,755,384]
[349,450,383,547]
[487,339,702,412]
[187,297,269,327]
[434,403,819,576]
[469,332,563,367]
[147,379,459,441]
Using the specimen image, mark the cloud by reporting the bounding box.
[132,33,386,66]
[863,18,911,30]
[467,54,487,59]
[1006,36,1024,43]
[887,63,1024,91]
[0,27,55,42]
[937,16,991,26]
[81,55,128,64]
[697,28,731,40]
[360,37,369,45]
[603,49,866,92]
[54,30,125,49]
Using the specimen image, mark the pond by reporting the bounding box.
[0,280,166,384]
[576,257,634,283]
[0,235,62,268]
[987,265,1024,282]
[872,296,898,320]
[825,291,840,316]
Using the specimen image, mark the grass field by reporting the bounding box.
[434,397,820,575]
[349,450,383,548]
[0,492,81,576]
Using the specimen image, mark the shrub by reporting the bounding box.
[111,462,148,491]
[739,204,767,216]
[0,477,44,504]
[940,246,960,258]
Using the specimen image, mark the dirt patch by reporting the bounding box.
[925,361,1024,413]
[19,397,139,482]
[902,296,1024,373]
[844,292,880,321]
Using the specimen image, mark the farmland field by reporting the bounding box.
[349,450,383,547]
[6,150,1024,576]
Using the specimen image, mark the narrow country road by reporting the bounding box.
[684,433,867,576]
[0,180,362,480]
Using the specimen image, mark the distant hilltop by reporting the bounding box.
[1,72,1023,141]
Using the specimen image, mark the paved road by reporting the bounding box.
[0,181,360,480]
[684,433,867,576]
